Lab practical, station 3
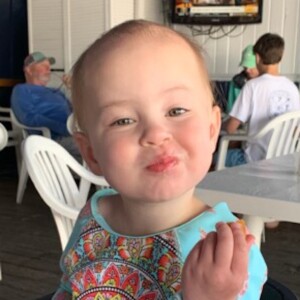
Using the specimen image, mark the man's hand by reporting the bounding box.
[62,74,72,89]
[225,116,242,134]
[182,222,254,300]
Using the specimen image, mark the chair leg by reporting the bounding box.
[14,143,22,176]
[16,160,28,204]
[261,226,266,243]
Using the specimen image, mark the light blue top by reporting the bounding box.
[53,189,267,300]
[11,83,71,139]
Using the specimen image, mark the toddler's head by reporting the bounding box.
[72,20,220,202]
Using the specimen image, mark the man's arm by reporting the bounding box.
[11,85,70,137]
[33,114,70,137]
[224,116,242,134]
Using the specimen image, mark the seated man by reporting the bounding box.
[11,51,79,159]
[226,44,259,114]
[224,33,300,167]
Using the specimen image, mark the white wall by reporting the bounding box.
[27,0,64,68]
[27,0,300,84]
[172,0,300,80]
[68,0,106,71]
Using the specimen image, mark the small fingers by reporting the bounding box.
[246,234,255,249]
[214,222,234,268]
[182,240,204,282]
[230,222,249,276]
[200,230,217,265]
[185,239,204,266]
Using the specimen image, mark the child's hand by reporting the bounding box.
[182,221,254,300]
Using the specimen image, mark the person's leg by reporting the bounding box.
[225,148,247,167]
[55,136,82,162]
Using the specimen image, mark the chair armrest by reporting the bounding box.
[10,110,52,138]
[0,107,11,113]
[216,134,249,170]
[6,129,22,147]
[14,122,51,139]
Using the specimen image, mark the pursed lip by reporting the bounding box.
[146,155,179,173]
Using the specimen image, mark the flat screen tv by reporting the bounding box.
[171,0,263,26]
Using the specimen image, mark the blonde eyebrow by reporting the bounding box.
[162,85,189,94]
[98,99,134,111]
[98,85,190,112]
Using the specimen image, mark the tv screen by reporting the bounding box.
[171,0,263,26]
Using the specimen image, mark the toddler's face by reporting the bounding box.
[76,36,220,203]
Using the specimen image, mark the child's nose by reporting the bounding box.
[140,124,171,147]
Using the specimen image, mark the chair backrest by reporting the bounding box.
[216,110,300,170]
[0,123,8,151]
[251,110,300,159]
[66,112,92,199]
[23,135,110,250]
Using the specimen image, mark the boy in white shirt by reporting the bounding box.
[224,33,300,166]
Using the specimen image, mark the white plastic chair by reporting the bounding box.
[66,112,75,135]
[216,110,300,246]
[0,107,22,169]
[0,122,9,281]
[0,123,8,151]
[0,107,20,146]
[10,110,51,204]
[23,135,110,250]
[216,110,300,170]
[66,112,92,200]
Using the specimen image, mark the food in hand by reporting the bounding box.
[229,219,247,236]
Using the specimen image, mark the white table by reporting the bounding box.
[196,153,300,247]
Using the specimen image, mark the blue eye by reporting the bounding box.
[168,107,189,117]
[111,118,135,126]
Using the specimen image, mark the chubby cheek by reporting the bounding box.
[182,121,214,177]
[92,136,134,181]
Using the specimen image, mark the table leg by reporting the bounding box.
[243,215,264,248]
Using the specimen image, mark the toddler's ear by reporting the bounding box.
[209,105,221,152]
[73,132,102,175]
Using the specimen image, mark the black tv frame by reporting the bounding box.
[170,0,263,26]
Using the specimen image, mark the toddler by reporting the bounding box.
[52,20,267,300]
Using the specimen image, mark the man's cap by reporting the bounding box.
[239,45,256,68]
[24,51,56,67]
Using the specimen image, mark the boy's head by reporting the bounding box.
[253,33,284,65]
[72,20,220,202]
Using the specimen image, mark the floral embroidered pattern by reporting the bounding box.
[63,219,182,299]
